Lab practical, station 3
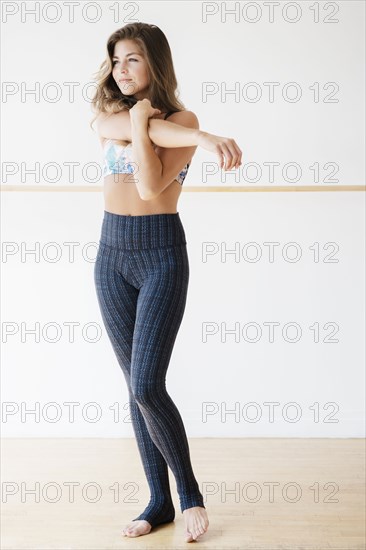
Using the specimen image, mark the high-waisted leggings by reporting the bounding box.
[94,210,205,528]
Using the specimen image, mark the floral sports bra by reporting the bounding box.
[102,111,191,185]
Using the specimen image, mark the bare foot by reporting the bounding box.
[183,506,209,542]
[122,519,152,537]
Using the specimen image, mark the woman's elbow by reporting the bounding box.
[137,183,160,201]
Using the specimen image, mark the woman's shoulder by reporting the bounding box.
[166,109,199,129]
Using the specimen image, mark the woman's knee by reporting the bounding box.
[131,381,162,407]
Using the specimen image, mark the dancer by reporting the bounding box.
[91,22,242,542]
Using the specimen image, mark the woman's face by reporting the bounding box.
[112,39,150,100]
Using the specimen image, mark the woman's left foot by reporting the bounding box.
[183,506,209,542]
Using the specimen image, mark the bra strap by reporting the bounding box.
[164,111,178,120]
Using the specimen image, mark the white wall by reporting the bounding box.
[2,190,365,437]
[1,1,365,437]
[1,1,364,187]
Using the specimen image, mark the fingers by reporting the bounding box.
[220,142,233,170]
[232,140,243,168]
[220,139,242,170]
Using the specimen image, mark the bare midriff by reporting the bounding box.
[103,171,182,216]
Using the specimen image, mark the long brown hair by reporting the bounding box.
[89,22,186,130]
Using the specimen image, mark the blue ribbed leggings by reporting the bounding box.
[94,210,205,528]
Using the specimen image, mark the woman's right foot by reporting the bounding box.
[122,519,152,537]
[122,500,175,537]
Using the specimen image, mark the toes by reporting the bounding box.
[122,525,136,537]
[193,526,205,540]
[122,520,152,538]
[185,530,194,542]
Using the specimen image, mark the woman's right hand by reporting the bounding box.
[197,131,242,170]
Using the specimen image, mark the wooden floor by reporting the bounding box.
[1,438,365,549]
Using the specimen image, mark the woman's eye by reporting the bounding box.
[112,58,138,66]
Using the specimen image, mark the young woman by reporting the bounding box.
[91,23,242,543]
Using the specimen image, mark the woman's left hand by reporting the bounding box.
[129,98,161,121]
